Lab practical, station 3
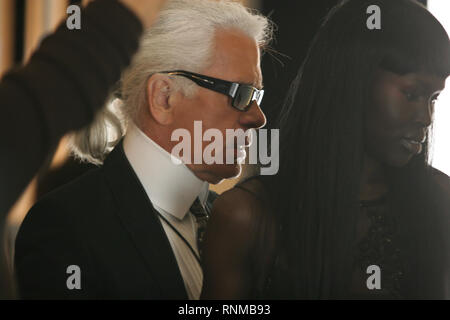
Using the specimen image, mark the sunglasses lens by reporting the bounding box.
[233,86,254,110]
[233,87,265,111]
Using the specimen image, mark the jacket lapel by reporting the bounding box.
[102,141,188,299]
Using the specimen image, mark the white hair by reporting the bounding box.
[70,0,273,165]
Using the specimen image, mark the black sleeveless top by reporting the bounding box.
[349,196,404,299]
[233,172,450,299]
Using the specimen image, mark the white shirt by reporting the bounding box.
[123,122,209,300]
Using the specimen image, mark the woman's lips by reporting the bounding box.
[400,138,423,155]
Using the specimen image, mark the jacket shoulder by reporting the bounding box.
[14,168,106,299]
[18,166,109,235]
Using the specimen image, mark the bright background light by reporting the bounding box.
[427,0,450,176]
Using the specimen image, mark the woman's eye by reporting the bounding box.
[429,97,437,107]
[429,92,441,107]
[404,91,424,102]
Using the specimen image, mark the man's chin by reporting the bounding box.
[219,163,243,180]
[191,163,242,184]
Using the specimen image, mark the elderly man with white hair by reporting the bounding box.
[15,0,271,299]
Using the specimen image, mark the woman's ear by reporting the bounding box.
[146,74,176,125]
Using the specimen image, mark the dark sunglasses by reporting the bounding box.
[160,70,264,111]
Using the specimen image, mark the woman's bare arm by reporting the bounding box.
[201,178,273,299]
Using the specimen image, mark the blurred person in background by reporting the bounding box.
[0,0,168,299]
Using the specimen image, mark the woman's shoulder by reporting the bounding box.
[212,176,269,232]
[202,177,275,299]
[234,176,269,203]
[430,167,450,196]
[203,177,271,272]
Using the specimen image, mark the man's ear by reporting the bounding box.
[146,74,177,125]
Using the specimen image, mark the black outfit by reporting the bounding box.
[0,0,143,217]
[234,172,450,299]
[349,169,450,300]
[15,141,217,299]
[350,196,404,299]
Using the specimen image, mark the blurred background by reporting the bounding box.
[0,0,448,269]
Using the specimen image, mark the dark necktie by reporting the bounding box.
[190,197,210,257]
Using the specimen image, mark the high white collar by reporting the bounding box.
[123,122,209,220]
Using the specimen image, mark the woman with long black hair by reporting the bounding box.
[201,0,450,299]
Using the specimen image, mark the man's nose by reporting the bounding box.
[239,101,267,129]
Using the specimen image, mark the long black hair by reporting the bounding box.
[264,0,450,298]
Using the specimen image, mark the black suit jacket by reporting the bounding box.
[15,141,217,299]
